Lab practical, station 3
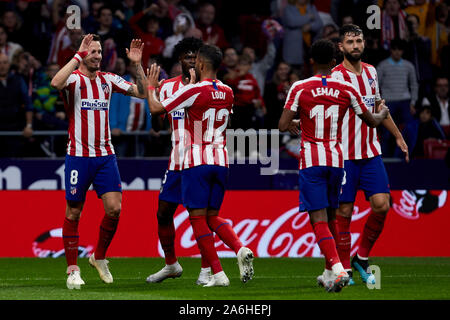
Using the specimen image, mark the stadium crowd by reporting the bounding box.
[0,0,449,159]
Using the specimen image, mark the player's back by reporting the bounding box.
[162,78,234,168]
[284,75,367,169]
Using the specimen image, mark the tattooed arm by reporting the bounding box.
[125,39,147,98]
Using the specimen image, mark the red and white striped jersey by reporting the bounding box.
[284,75,368,170]
[159,75,186,171]
[161,79,234,169]
[62,70,132,157]
[331,62,382,160]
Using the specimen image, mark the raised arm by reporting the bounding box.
[125,39,147,99]
[51,34,93,90]
[146,63,166,115]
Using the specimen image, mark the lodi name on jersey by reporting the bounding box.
[211,91,226,100]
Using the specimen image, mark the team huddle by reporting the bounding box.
[52,23,408,292]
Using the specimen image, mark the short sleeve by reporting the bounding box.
[107,73,133,94]
[161,84,201,113]
[283,81,303,112]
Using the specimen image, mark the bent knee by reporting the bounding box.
[337,203,353,218]
[105,204,121,217]
[371,196,390,214]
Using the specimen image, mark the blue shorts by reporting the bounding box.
[340,155,390,203]
[159,170,183,204]
[299,166,344,212]
[182,165,228,210]
[65,154,122,202]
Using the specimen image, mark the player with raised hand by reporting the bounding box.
[144,37,214,286]
[51,34,147,289]
[146,44,254,287]
[331,24,409,285]
[278,39,389,292]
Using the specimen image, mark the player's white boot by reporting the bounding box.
[237,247,254,283]
[316,269,334,288]
[89,253,113,284]
[146,261,183,283]
[203,271,230,287]
[324,271,350,293]
[196,267,212,285]
[66,266,85,290]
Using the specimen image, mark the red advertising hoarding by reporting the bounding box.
[0,190,448,257]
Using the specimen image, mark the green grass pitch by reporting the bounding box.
[0,257,449,300]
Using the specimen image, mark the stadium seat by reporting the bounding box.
[423,139,450,159]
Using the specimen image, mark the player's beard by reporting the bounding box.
[343,50,362,63]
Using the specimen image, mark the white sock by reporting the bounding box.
[331,262,345,275]
[201,267,211,272]
[325,269,334,278]
[357,253,368,260]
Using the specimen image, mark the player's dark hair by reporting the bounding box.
[311,39,336,65]
[339,24,363,41]
[198,44,223,71]
[78,34,101,48]
[173,37,204,61]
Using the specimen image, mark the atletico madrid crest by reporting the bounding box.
[101,83,110,95]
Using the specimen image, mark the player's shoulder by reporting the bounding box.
[161,75,183,87]
[362,62,378,74]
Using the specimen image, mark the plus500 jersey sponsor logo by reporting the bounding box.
[81,99,109,110]
[362,96,375,108]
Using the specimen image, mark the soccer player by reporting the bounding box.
[144,37,214,285]
[50,34,148,289]
[331,24,409,285]
[278,39,389,292]
[146,44,254,287]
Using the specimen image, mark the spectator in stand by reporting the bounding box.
[404,13,433,98]
[241,40,276,97]
[195,2,229,50]
[218,47,238,81]
[114,57,127,76]
[420,77,450,137]
[400,105,446,158]
[425,2,448,68]
[377,38,419,156]
[263,61,291,129]
[162,13,198,59]
[0,52,33,157]
[57,28,84,68]
[225,54,266,130]
[404,0,431,37]
[381,0,408,50]
[32,63,68,156]
[330,0,376,28]
[95,6,131,71]
[281,0,323,74]
[321,24,339,41]
[110,61,152,157]
[0,24,22,62]
[113,0,140,22]
[129,6,165,69]
[1,10,26,46]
